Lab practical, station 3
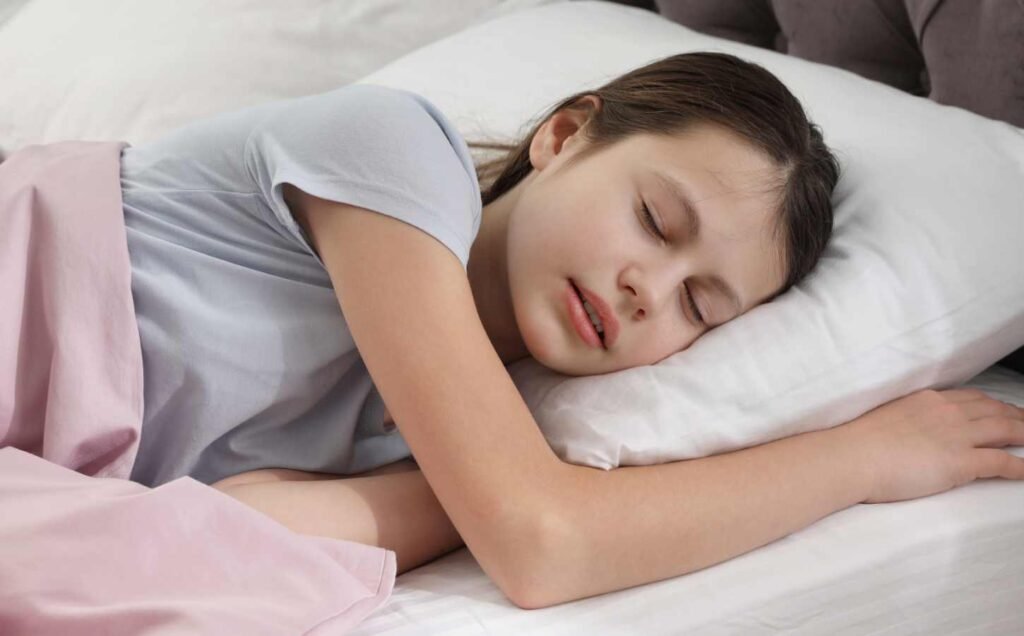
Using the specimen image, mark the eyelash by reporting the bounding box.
[639,201,706,326]
[639,202,665,241]
[685,285,706,326]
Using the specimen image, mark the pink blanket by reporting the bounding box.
[1,141,142,478]
[0,142,395,634]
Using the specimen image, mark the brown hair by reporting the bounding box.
[471,52,840,297]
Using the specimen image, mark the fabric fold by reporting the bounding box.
[0,141,395,634]
[0,140,142,479]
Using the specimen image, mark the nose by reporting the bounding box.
[624,283,661,320]
[621,265,683,321]
[623,282,646,319]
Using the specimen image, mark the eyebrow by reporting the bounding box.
[652,170,743,316]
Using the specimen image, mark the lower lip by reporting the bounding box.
[565,280,603,349]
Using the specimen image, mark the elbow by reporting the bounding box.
[506,583,561,611]
[502,562,554,610]
[491,505,576,610]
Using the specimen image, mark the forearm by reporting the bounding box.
[215,468,464,574]
[530,426,871,608]
[210,458,421,489]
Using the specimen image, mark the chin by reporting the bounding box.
[536,358,590,376]
[520,332,580,376]
[515,305,609,376]
[529,345,604,377]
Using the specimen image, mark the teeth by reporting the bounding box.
[581,297,604,334]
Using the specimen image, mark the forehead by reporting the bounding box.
[624,124,781,189]
[617,125,789,306]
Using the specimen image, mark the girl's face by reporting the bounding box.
[495,106,788,376]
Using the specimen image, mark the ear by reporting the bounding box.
[528,94,601,171]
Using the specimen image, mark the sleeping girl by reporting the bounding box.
[11,51,1024,609]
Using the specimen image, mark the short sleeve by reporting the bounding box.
[243,84,482,269]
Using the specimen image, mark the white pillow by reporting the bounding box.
[0,0,563,157]
[360,1,1024,468]
[0,0,30,28]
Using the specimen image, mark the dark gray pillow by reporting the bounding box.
[654,0,1024,127]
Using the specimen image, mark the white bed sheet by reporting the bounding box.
[354,364,1024,635]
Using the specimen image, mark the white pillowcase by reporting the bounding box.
[0,0,563,157]
[360,1,1024,469]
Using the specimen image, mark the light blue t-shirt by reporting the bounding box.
[123,84,482,487]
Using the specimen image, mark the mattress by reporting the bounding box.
[353,364,1024,635]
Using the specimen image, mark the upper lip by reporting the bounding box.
[573,280,620,349]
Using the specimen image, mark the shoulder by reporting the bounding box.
[341,84,480,194]
[248,84,482,268]
[341,84,442,126]
[289,192,472,300]
[254,83,475,182]
[328,84,441,136]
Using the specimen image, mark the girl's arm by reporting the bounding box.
[212,462,464,574]
[214,427,867,595]
[210,457,420,489]
[287,186,566,604]
[285,187,1024,609]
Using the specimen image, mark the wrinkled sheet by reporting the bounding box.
[0,141,395,635]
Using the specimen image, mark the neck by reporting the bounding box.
[468,182,531,367]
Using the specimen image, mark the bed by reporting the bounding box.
[2,1,1022,634]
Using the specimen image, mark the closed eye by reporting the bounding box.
[685,284,706,326]
[639,201,665,241]
[640,199,705,326]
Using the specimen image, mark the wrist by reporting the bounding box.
[820,424,875,505]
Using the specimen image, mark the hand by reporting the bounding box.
[835,388,1024,504]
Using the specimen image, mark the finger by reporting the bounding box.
[958,399,1024,422]
[971,448,1024,480]
[941,388,994,404]
[967,415,1024,449]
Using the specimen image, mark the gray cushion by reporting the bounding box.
[654,0,1024,127]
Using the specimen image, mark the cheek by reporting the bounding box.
[636,319,695,364]
[507,196,594,291]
